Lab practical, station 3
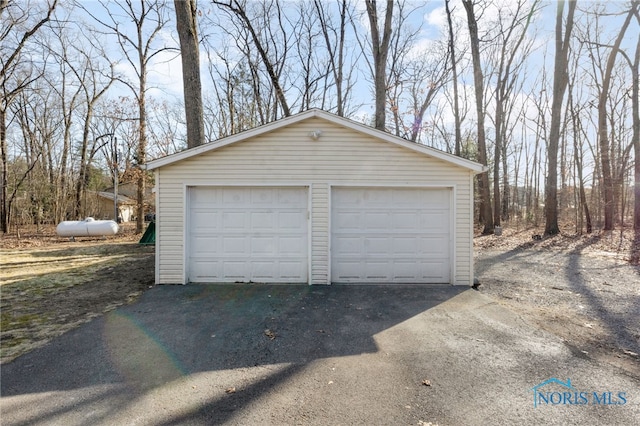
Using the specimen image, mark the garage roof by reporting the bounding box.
[144,108,486,173]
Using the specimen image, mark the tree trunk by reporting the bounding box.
[174,0,205,149]
[74,109,92,219]
[445,0,462,157]
[598,4,635,231]
[137,73,147,234]
[544,0,575,236]
[0,107,7,232]
[501,142,510,221]
[632,34,640,231]
[365,0,394,131]
[462,0,493,234]
[494,99,503,227]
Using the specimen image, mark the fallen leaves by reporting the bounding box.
[264,329,276,340]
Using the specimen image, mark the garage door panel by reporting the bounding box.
[251,261,275,279]
[392,237,419,254]
[222,236,246,254]
[331,187,450,284]
[365,237,390,254]
[391,212,421,229]
[250,237,275,254]
[279,211,305,229]
[391,189,422,204]
[421,212,449,230]
[332,260,362,279]
[279,236,306,254]
[191,236,220,254]
[222,261,247,280]
[333,236,361,255]
[191,211,219,229]
[190,259,222,280]
[222,211,246,230]
[363,212,390,229]
[419,236,449,253]
[188,187,308,283]
[334,211,360,229]
[279,261,306,280]
[190,187,219,205]
[251,188,274,204]
[222,188,246,204]
[364,261,391,280]
[392,261,422,280]
[250,212,275,230]
[277,187,307,204]
[421,262,448,280]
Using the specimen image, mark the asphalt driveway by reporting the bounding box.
[1,284,638,425]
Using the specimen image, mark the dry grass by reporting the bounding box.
[1,223,155,363]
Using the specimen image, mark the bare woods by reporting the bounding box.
[1,0,639,240]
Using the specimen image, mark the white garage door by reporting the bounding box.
[331,187,451,283]
[188,187,308,283]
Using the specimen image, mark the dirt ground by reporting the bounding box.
[475,226,640,377]
[1,223,639,378]
[0,223,155,363]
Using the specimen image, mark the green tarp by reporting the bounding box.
[139,221,155,245]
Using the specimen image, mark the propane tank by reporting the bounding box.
[56,217,119,237]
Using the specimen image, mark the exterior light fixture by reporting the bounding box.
[309,130,322,140]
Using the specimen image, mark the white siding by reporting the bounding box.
[155,117,474,285]
[311,183,330,284]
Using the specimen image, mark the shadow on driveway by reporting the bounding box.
[1,284,465,424]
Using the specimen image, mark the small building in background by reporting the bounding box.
[103,181,156,220]
[83,191,136,222]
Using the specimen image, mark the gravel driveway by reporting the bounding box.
[475,232,640,375]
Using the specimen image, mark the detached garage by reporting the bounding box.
[144,109,485,285]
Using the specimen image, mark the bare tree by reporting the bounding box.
[489,0,539,227]
[290,1,327,112]
[567,57,592,233]
[81,0,171,233]
[544,0,576,236]
[212,0,292,117]
[0,0,58,232]
[632,33,640,231]
[174,0,204,149]
[597,2,637,230]
[47,24,88,222]
[364,0,394,131]
[462,0,492,234]
[201,9,278,134]
[445,0,462,156]
[380,1,448,142]
[71,49,116,219]
[313,0,356,117]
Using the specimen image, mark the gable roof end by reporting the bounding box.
[144,109,486,173]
